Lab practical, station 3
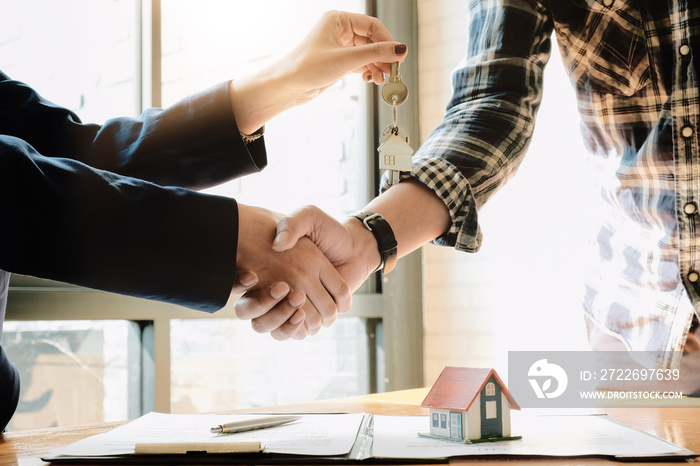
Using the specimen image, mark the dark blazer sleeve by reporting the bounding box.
[0,71,267,312]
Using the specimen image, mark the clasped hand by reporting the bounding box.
[234,205,356,340]
[234,206,379,340]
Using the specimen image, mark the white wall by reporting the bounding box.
[417,0,593,386]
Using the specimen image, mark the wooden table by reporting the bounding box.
[1,388,698,465]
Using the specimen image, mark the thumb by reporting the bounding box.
[230,271,259,294]
[272,206,322,252]
[342,41,407,72]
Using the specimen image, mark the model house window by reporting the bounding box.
[450,412,462,439]
[440,413,447,429]
[485,382,496,396]
[432,413,439,428]
[485,401,497,419]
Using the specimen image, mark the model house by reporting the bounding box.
[421,367,521,443]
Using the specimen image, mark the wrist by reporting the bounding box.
[229,67,297,136]
[236,204,278,271]
[346,218,382,274]
[349,212,398,274]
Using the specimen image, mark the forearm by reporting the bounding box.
[0,140,239,312]
[92,81,260,189]
[0,73,263,190]
[229,67,299,137]
[351,179,451,263]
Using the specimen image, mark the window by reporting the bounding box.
[419,2,593,384]
[2,320,141,429]
[440,413,447,429]
[449,412,462,439]
[159,0,368,218]
[169,318,370,412]
[2,0,423,429]
[0,0,140,122]
[1,0,142,431]
[432,412,439,427]
[485,382,495,397]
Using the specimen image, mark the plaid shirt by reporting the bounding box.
[384,0,700,366]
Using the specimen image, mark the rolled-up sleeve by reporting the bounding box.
[382,0,553,252]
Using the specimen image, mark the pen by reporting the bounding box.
[210,415,301,434]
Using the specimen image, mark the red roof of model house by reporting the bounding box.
[421,367,521,411]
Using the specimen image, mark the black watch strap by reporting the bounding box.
[352,211,398,274]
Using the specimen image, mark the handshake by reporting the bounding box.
[233,178,451,340]
[233,204,382,341]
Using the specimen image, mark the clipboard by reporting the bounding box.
[42,412,698,464]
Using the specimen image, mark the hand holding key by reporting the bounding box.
[230,11,408,135]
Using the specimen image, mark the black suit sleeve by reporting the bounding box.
[0,72,268,312]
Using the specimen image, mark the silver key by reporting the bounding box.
[381,62,408,106]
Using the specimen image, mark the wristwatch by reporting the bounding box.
[352,211,398,274]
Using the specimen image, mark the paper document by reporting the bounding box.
[47,412,365,459]
[372,413,689,459]
[44,411,696,463]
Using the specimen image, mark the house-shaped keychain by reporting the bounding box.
[378,130,413,185]
[420,367,521,443]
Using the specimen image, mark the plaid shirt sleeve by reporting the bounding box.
[382,0,554,252]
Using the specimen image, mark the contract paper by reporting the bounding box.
[47,412,366,459]
[372,413,690,459]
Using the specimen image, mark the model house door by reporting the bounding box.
[480,378,502,437]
